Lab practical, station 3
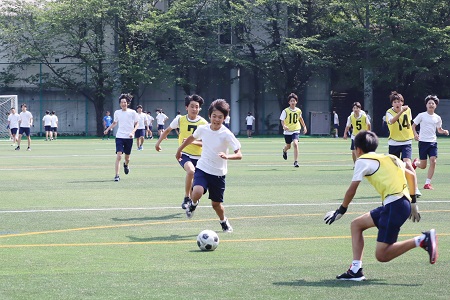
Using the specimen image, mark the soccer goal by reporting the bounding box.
[0,95,19,139]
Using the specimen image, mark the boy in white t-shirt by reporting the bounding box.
[176,99,242,233]
[412,95,449,190]
[16,103,33,151]
[7,107,20,146]
[42,110,53,141]
[155,109,168,138]
[104,94,139,182]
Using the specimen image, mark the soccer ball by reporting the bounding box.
[197,230,219,251]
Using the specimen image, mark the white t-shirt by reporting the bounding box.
[413,112,443,143]
[19,111,33,128]
[137,112,147,129]
[147,115,154,126]
[334,113,339,125]
[42,115,52,126]
[114,109,138,139]
[156,112,168,125]
[224,115,230,124]
[193,124,241,176]
[51,115,58,127]
[246,115,255,125]
[8,113,20,129]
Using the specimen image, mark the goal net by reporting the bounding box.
[0,95,18,139]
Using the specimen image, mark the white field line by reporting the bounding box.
[1,200,449,213]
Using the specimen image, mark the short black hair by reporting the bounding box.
[185,94,204,107]
[208,99,230,118]
[288,93,298,102]
[119,93,133,105]
[354,130,379,153]
[425,95,439,105]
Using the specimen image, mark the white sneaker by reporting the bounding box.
[415,188,422,198]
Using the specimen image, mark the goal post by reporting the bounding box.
[0,95,19,139]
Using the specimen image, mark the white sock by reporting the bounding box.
[350,260,362,273]
[191,201,198,207]
[414,234,426,247]
[425,178,431,185]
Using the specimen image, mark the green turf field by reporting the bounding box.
[0,136,449,299]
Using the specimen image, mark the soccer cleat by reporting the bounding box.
[420,229,438,264]
[294,161,299,168]
[282,150,287,160]
[15,146,20,151]
[423,183,433,190]
[181,197,190,209]
[185,201,197,219]
[336,268,366,281]
[114,175,120,182]
[220,218,233,233]
[412,158,419,170]
[124,163,129,175]
[27,147,31,151]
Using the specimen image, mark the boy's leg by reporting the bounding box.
[350,212,375,261]
[211,201,225,220]
[115,152,122,176]
[293,139,299,162]
[184,161,195,198]
[27,135,31,148]
[427,156,437,182]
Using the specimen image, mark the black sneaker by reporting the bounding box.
[282,150,287,160]
[336,268,366,281]
[294,161,299,167]
[420,229,438,264]
[114,175,120,182]
[220,218,233,233]
[123,163,129,175]
[185,200,197,219]
[181,197,190,209]
[15,146,20,151]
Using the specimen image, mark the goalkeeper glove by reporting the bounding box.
[409,195,421,222]
[324,205,347,225]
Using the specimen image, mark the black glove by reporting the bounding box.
[324,205,347,225]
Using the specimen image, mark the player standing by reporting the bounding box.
[42,110,53,141]
[15,103,33,151]
[7,107,20,146]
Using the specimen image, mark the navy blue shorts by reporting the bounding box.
[389,144,412,160]
[19,127,31,136]
[51,127,57,132]
[10,128,18,135]
[135,129,145,138]
[418,141,438,160]
[284,133,299,144]
[44,125,51,132]
[247,125,253,130]
[334,124,339,129]
[178,153,198,169]
[370,197,411,244]
[350,139,355,150]
[193,168,226,203]
[157,125,164,130]
[115,138,133,155]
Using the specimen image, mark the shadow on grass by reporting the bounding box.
[126,234,197,242]
[67,180,114,183]
[111,213,183,222]
[273,279,421,287]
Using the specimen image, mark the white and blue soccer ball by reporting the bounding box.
[197,230,219,251]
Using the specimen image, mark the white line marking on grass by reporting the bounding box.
[1,201,450,213]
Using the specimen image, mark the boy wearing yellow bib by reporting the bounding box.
[280,93,307,168]
[324,131,437,281]
[155,95,207,209]
[343,102,370,163]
